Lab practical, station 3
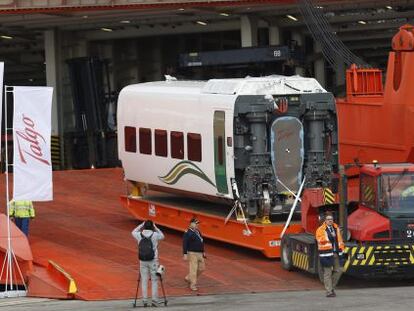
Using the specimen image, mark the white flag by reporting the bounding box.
[13,86,53,201]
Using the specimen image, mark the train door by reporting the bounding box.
[214,110,228,194]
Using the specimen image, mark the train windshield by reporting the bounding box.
[380,172,414,216]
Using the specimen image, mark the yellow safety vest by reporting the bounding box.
[9,200,35,218]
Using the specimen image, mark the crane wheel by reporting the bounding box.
[281,236,293,271]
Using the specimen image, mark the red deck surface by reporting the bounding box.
[1,168,320,300]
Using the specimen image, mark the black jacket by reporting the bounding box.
[183,228,204,254]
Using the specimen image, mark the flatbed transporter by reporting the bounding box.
[118,75,339,258]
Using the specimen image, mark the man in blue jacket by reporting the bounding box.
[183,217,206,291]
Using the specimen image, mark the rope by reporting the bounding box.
[298,0,370,70]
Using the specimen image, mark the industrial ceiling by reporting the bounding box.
[0,0,413,83]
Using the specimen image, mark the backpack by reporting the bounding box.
[139,232,155,261]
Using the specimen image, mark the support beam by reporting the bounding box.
[240,15,258,48]
[269,25,281,46]
[44,28,64,169]
[335,56,346,88]
[313,43,325,88]
[44,29,60,137]
[292,31,304,76]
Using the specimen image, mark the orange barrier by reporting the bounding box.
[28,261,77,299]
[121,193,303,258]
[0,214,33,285]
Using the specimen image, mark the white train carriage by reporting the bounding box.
[118,76,339,219]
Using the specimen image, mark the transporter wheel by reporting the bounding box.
[281,235,293,271]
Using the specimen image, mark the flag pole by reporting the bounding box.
[0,86,27,298]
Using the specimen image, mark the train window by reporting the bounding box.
[155,129,168,157]
[139,128,152,155]
[218,136,224,165]
[171,131,184,159]
[124,126,136,153]
[187,133,202,162]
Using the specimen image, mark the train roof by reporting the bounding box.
[122,75,326,96]
[204,75,326,95]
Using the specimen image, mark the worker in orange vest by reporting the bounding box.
[316,212,345,298]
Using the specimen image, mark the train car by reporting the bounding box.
[117,75,339,221]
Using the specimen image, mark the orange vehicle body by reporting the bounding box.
[337,24,414,165]
[120,192,307,258]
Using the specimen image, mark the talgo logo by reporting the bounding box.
[15,114,50,166]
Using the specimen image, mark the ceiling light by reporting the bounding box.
[1,35,13,39]
[358,20,367,24]
[196,21,208,26]
[82,15,88,18]
[220,12,230,17]
[101,27,113,32]
[286,15,298,21]
[178,8,185,11]
[386,6,393,10]
[120,20,130,24]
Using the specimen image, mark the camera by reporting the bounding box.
[156,265,165,276]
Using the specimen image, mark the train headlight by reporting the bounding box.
[356,253,365,260]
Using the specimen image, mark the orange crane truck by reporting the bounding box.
[337,24,414,165]
[281,162,414,279]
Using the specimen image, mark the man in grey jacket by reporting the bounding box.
[132,220,165,307]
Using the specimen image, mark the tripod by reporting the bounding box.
[157,272,168,306]
[133,272,141,308]
[133,269,168,307]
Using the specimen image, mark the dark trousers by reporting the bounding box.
[15,218,30,236]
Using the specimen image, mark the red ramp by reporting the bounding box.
[1,168,319,300]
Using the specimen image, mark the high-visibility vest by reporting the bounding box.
[316,222,344,257]
[401,186,414,198]
[9,200,35,218]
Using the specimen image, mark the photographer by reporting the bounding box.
[132,220,164,307]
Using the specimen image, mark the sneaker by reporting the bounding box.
[190,285,198,291]
[143,300,149,307]
[326,291,335,298]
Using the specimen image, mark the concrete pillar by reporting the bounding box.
[44,29,61,137]
[152,37,163,81]
[76,39,88,57]
[269,25,281,46]
[335,57,346,87]
[291,31,303,47]
[45,29,64,168]
[101,42,114,93]
[313,43,326,88]
[240,15,258,47]
[292,31,305,76]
